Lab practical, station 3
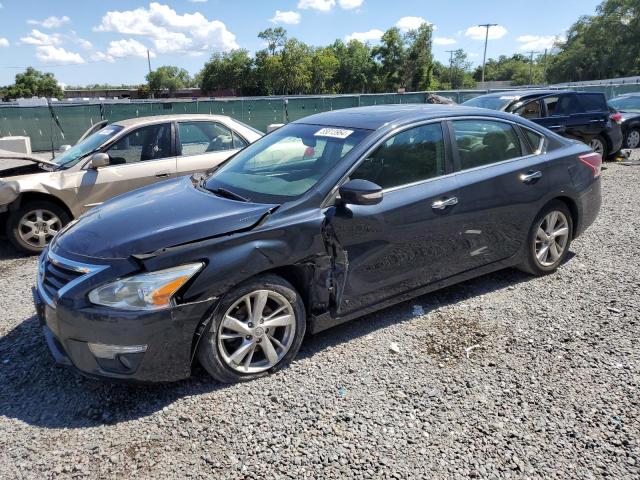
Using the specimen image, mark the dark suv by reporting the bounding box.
[463,90,623,158]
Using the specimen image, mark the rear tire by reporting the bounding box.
[6,201,71,254]
[589,135,608,159]
[197,274,306,383]
[518,200,573,276]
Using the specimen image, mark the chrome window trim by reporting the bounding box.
[448,116,548,174]
[37,249,108,308]
[322,118,447,207]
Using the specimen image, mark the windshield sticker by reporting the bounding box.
[314,127,354,139]
[97,127,117,135]
[499,96,518,100]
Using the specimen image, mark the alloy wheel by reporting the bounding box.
[589,137,605,156]
[217,290,296,374]
[626,130,640,149]
[534,211,570,267]
[18,209,61,248]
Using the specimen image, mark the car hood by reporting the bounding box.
[0,149,59,167]
[54,177,278,259]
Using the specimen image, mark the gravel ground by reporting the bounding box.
[1,157,639,479]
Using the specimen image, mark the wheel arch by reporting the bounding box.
[9,191,74,220]
[550,195,579,239]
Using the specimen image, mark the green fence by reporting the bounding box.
[2,83,639,152]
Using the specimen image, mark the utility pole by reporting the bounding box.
[446,50,456,89]
[528,50,541,85]
[543,48,548,85]
[147,49,153,99]
[478,23,497,84]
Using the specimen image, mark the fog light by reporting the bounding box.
[88,343,147,359]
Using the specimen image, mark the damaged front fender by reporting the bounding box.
[0,180,20,210]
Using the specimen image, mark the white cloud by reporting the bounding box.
[35,45,84,64]
[27,15,71,29]
[270,10,301,25]
[464,25,507,40]
[297,0,335,12]
[517,34,562,51]
[0,38,9,48]
[339,0,363,9]
[20,29,62,46]
[396,16,431,32]
[345,28,383,43]
[110,38,155,58]
[433,37,456,46]
[94,2,238,54]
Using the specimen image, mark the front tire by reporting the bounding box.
[518,201,573,276]
[625,128,640,149]
[6,201,71,254]
[197,274,306,383]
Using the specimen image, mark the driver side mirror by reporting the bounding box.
[88,152,110,169]
[338,179,383,206]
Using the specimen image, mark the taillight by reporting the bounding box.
[579,152,602,178]
[610,112,622,124]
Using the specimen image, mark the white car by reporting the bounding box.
[0,114,263,253]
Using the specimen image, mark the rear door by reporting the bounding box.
[176,120,243,175]
[74,122,177,212]
[447,118,551,268]
[329,121,463,314]
[535,95,572,137]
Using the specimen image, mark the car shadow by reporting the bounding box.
[0,257,556,430]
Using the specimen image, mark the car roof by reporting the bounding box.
[291,104,518,130]
[470,89,573,100]
[114,114,238,128]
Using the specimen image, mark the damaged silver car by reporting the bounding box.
[0,114,262,253]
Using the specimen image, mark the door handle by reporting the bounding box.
[520,170,542,183]
[589,119,604,123]
[431,197,458,210]
[155,172,171,178]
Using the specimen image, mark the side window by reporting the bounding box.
[106,123,171,164]
[232,131,248,149]
[513,100,541,119]
[555,95,582,115]
[523,128,544,154]
[543,96,560,116]
[578,93,607,112]
[351,123,445,189]
[451,120,522,169]
[178,121,233,156]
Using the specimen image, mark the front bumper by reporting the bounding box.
[33,285,216,383]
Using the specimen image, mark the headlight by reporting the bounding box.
[88,263,203,311]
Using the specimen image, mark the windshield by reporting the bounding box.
[608,96,640,112]
[204,123,371,203]
[462,95,515,111]
[53,125,124,169]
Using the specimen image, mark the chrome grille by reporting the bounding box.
[37,250,108,306]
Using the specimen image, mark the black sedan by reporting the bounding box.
[34,105,602,383]
[608,93,640,149]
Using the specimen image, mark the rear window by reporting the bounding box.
[578,93,607,112]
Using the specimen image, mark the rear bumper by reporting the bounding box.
[34,286,216,383]
[606,126,624,154]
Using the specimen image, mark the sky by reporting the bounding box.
[0,0,604,87]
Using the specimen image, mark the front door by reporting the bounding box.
[329,122,463,315]
[75,122,176,213]
[176,120,242,176]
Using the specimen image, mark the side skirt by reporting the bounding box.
[308,255,522,334]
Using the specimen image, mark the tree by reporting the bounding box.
[404,23,435,91]
[280,39,312,94]
[2,67,63,100]
[547,0,640,82]
[146,66,192,96]
[258,27,288,56]
[309,47,339,93]
[331,40,376,93]
[372,28,406,91]
[473,53,546,86]
[199,50,253,95]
